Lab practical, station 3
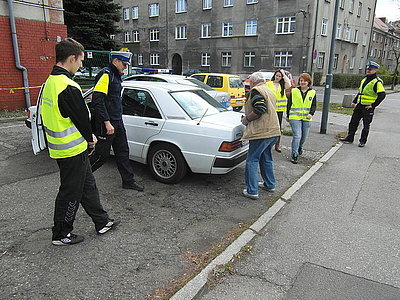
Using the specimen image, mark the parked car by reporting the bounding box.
[123,74,232,108]
[27,82,248,184]
[182,69,204,76]
[191,73,246,112]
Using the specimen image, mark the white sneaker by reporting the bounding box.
[242,189,259,200]
[258,182,275,192]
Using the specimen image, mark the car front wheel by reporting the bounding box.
[148,144,188,184]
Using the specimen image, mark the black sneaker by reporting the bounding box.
[97,219,120,234]
[298,147,303,155]
[339,138,353,144]
[122,181,144,191]
[291,155,298,164]
[358,142,365,147]
[52,233,84,246]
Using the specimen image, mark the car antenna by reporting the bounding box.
[197,108,209,125]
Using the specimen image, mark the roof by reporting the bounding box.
[374,17,389,32]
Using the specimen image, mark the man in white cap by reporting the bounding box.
[90,51,144,191]
[340,61,386,147]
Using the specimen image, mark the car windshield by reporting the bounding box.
[229,77,244,88]
[170,90,226,119]
[177,78,214,91]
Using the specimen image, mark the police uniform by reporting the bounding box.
[90,52,144,191]
[41,66,110,242]
[341,61,386,147]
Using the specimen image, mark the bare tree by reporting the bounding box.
[389,45,400,90]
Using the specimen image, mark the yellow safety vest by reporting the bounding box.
[357,77,384,105]
[266,81,287,112]
[289,88,315,121]
[41,74,87,159]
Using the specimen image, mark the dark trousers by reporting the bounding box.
[346,104,374,143]
[53,150,109,240]
[90,119,135,185]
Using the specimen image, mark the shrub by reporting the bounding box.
[313,72,323,86]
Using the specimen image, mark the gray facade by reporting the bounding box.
[115,0,377,78]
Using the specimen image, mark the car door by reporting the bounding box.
[121,87,165,162]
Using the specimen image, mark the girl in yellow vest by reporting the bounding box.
[286,73,316,164]
[267,70,292,152]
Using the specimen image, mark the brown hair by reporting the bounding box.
[298,73,312,87]
[55,38,84,63]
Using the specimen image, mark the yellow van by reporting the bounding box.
[191,73,246,111]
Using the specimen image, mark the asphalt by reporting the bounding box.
[171,88,400,299]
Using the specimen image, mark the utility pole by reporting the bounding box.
[320,0,340,134]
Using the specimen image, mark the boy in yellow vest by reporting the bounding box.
[340,61,386,147]
[41,38,119,245]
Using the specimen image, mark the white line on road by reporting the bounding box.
[0,124,25,129]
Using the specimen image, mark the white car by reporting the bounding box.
[123,74,232,109]
[28,82,248,184]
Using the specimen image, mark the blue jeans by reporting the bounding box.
[289,119,312,157]
[245,136,278,195]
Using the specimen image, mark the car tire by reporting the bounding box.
[233,107,242,112]
[148,143,188,184]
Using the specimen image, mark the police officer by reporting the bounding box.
[90,51,144,191]
[41,38,119,246]
[340,61,386,147]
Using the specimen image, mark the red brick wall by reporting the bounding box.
[0,16,67,110]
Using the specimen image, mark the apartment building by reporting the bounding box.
[370,18,400,74]
[115,0,377,78]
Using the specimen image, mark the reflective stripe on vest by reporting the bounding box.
[41,75,88,159]
[289,88,315,121]
[266,81,287,112]
[357,77,380,105]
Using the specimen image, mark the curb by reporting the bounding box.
[0,116,26,123]
[170,142,344,300]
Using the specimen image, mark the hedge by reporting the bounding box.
[331,73,396,88]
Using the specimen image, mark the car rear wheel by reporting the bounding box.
[148,143,188,184]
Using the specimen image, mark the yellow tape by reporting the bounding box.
[0,86,42,94]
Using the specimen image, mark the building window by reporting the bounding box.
[138,54,143,65]
[336,24,342,39]
[224,0,234,7]
[340,0,345,9]
[149,3,159,17]
[244,52,255,67]
[357,2,362,17]
[317,52,325,69]
[353,29,358,43]
[150,53,160,65]
[110,34,115,40]
[372,32,376,41]
[150,29,160,41]
[349,56,355,69]
[132,30,140,42]
[247,0,258,4]
[245,20,257,35]
[366,7,371,21]
[349,0,354,13]
[124,31,132,43]
[362,32,368,45]
[175,26,187,39]
[132,6,139,19]
[176,0,187,13]
[333,54,339,69]
[203,0,212,9]
[321,18,328,36]
[222,22,233,37]
[123,8,130,20]
[359,57,365,69]
[345,26,351,41]
[276,17,296,34]
[274,51,292,67]
[221,52,232,67]
[201,53,210,66]
[201,23,211,38]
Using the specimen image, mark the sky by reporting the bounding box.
[375,0,400,21]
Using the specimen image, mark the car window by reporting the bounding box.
[180,78,214,91]
[122,88,162,119]
[229,77,244,88]
[170,90,226,119]
[206,76,223,88]
[192,75,206,82]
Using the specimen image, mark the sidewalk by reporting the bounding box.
[172,92,400,299]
